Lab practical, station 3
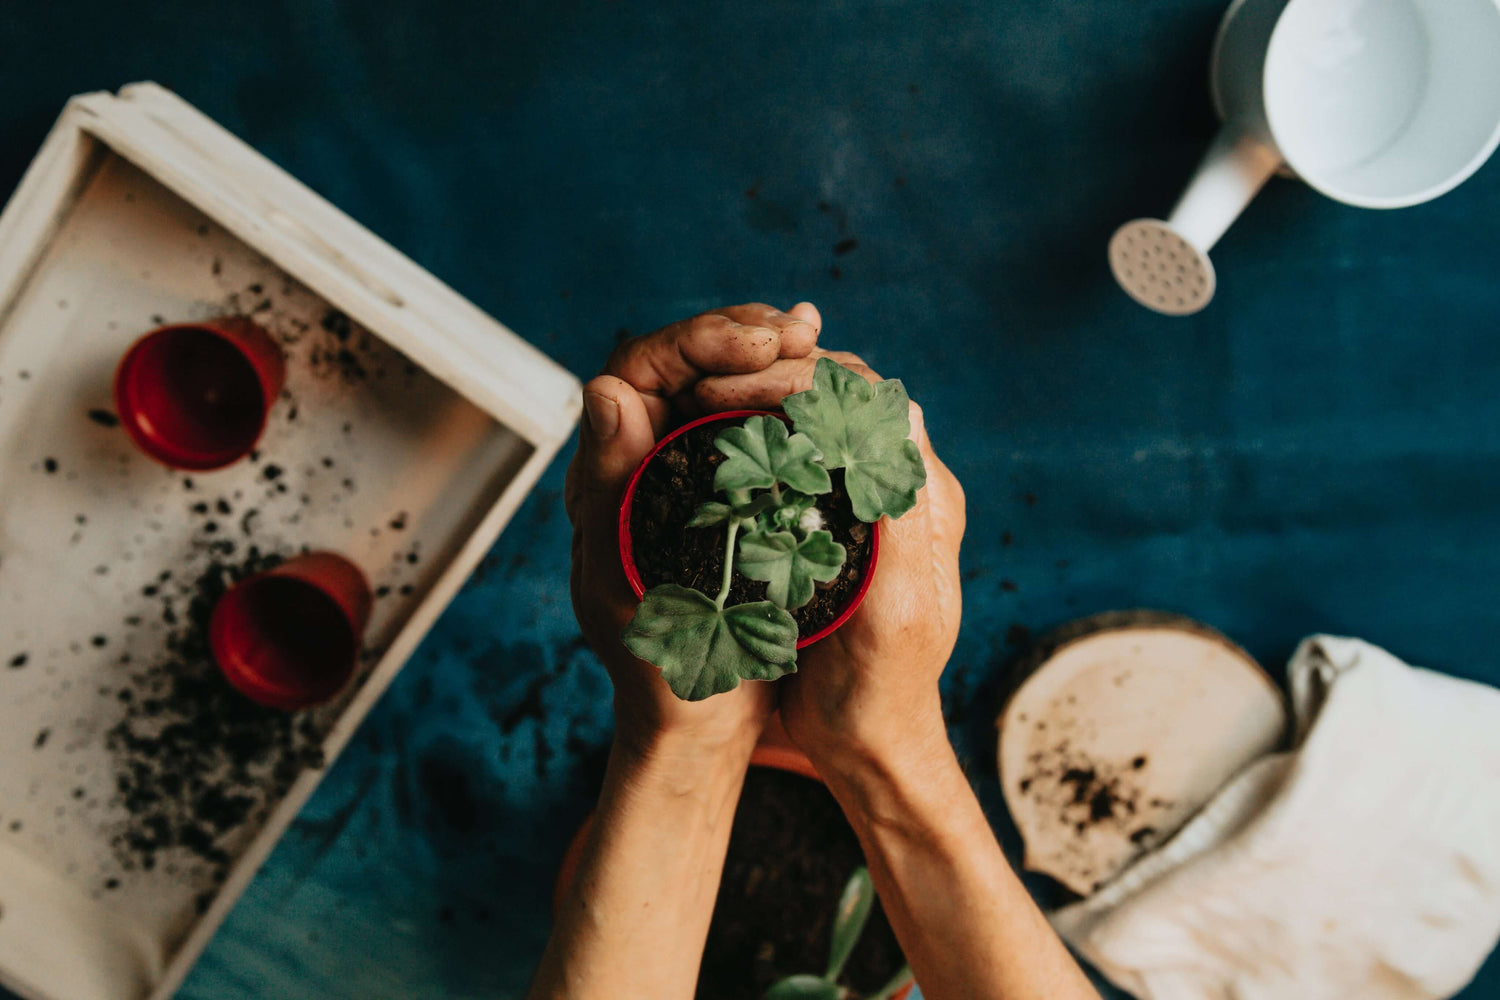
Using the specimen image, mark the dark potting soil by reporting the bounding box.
[629,419,874,639]
[104,545,327,911]
[699,766,905,999]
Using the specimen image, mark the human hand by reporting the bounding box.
[564,303,823,759]
[712,349,967,771]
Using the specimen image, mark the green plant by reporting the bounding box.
[764,867,914,1000]
[623,359,926,701]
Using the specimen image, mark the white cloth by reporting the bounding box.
[1051,636,1500,1000]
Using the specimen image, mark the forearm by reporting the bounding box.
[816,716,1098,1000]
[528,729,756,1000]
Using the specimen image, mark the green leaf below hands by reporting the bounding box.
[765,975,841,1000]
[621,585,798,701]
[715,415,833,495]
[738,529,846,610]
[687,501,732,527]
[783,358,927,522]
[827,867,875,980]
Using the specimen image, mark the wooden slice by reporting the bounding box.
[997,611,1287,897]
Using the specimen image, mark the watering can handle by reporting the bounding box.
[1168,123,1283,253]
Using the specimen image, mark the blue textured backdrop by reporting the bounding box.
[2,2,1497,998]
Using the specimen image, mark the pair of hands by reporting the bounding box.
[563,303,965,772]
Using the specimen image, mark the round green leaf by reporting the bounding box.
[622,586,798,701]
[738,529,846,610]
[783,358,927,522]
[715,415,832,495]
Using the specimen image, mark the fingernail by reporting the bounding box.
[791,303,820,332]
[584,391,619,439]
[907,402,926,441]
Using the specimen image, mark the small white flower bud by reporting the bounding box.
[798,507,824,534]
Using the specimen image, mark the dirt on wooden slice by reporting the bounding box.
[996,610,1289,896]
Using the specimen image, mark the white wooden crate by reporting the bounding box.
[0,83,580,1000]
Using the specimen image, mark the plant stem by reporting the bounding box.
[714,519,741,610]
[865,966,913,1000]
[770,482,783,505]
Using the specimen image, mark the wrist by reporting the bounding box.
[817,722,972,858]
[814,713,954,795]
[796,689,950,778]
[610,723,759,792]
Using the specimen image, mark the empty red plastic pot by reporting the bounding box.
[114,317,285,471]
[617,410,879,649]
[208,552,372,711]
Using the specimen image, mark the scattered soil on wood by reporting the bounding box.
[105,545,327,911]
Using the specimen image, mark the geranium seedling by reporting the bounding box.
[623,358,926,701]
[763,867,913,1000]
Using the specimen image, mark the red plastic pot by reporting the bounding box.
[552,722,913,999]
[208,552,372,711]
[114,317,285,471]
[618,409,879,649]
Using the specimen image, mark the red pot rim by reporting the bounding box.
[113,318,285,472]
[617,409,879,649]
[207,552,371,711]
[209,592,357,711]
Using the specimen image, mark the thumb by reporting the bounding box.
[574,375,659,597]
[564,378,658,670]
[580,374,657,492]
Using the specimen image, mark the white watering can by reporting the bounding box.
[1111,0,1500,316]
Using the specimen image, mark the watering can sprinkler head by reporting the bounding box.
[1110,125,1279,317]
[1110,220,1216,317]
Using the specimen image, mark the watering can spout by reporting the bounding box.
[1110,124,1282,316]
[1167,125,1282,250]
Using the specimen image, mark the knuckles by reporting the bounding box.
[687,310,741,339]
[688,313,781,369]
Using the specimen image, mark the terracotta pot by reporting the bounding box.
[208,551,372,710]
[617,409,878,649]
[114,316,285,471]
[552,724,911,999]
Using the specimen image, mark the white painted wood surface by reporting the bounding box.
[997,612,1288,897]
[0,85,580,1000]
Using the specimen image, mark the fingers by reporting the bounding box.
[781,302,822,354]
[693,348,881,412]
[605,304,820,432]
[894,398,967,545]
[907,399,931,455]
[715,302,822,359]
[907,399,962,511]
